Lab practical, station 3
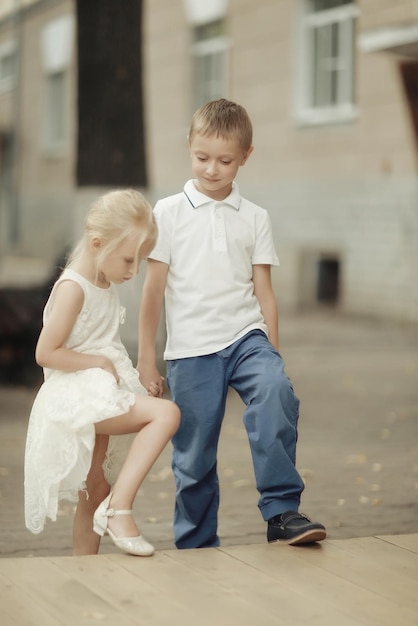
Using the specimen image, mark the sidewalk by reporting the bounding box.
[1,311,417,558]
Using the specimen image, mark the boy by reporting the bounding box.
[137,99,326,549]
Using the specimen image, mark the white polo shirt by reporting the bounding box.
[150,179,280,360]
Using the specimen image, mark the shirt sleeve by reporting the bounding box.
[148,200,171,265]
[252,210,280,266]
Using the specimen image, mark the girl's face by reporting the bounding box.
[95,235,148,286]
[189,133,253,201]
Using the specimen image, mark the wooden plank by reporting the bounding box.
[377,533,418,554]
[297,538,418,618]
[317,536,418,603]
[0,557,138,626]
[48,553,201,625]
[333,535,418,581]
[108,549,282,626]
[1,535,417,626]
[14,550,273,626]
[0,572,61,626]
[165,543,365,626]
[222,541,418,626]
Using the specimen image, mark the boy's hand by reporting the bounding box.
[138,363,165,398]
[148,378,165,397]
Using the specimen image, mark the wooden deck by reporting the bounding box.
[1,534,417,625]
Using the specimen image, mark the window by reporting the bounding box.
[0,41,16,93]
[40,15,74,155]
[192,19,230,110]
[296,0,359,125]
[44,71,66,148]
[76,0,147,187]
[317,256,340,304]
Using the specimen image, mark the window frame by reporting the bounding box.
[40,14,74,157]
[191,19,231,110]
[0,40,16,94]
[42,69,68,155]
[295,0,360,126]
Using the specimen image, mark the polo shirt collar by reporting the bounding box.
[184,179,241,210]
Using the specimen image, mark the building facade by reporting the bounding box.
[0,0,417,323]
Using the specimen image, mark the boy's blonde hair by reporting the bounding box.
[68,189,157,274]
[188,98,253,152]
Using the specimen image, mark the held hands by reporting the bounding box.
[138,363,165,398]
[148,378,165,397]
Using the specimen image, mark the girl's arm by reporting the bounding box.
[252,264,279,351]
[35,280,118,379]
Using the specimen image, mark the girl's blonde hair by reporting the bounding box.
[188,98,253,152]
[67,189,157,275]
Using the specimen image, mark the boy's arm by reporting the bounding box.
[252,264,279,351]
[137,258,168,397]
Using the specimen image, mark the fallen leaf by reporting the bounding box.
[347,454,367,465]
[81,610,106,620]
[299,468,314,480]
[148,466,173,482]
[232,479,251,488]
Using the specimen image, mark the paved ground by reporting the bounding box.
[1,311,417,558]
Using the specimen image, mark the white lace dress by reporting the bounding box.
[24,269,145,534]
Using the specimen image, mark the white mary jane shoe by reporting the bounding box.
[93,493,154,557]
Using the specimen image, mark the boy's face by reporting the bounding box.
[189,133,253,201]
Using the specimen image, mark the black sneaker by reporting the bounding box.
[267,511,326,545]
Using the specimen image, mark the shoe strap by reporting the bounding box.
[105,508,132,518]
[282,512,311,524]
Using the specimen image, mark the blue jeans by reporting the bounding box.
[166,330,305,549]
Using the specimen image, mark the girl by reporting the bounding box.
[24,189,180,557]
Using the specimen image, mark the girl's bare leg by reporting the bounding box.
[73,434,110,555]
[95,396,180,538]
